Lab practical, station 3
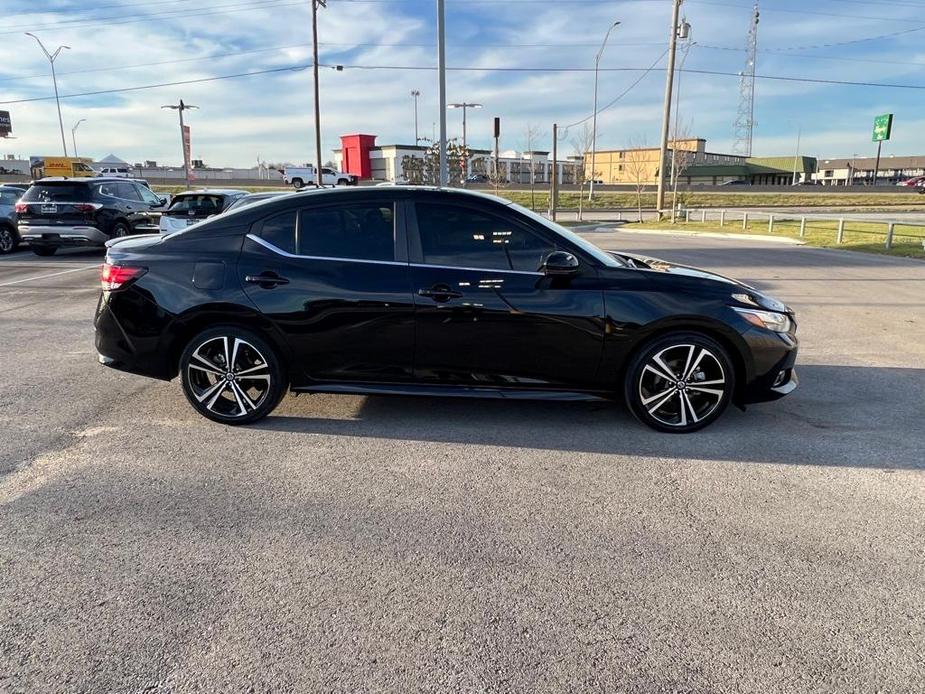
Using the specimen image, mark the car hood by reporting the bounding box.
[608,251,793,314]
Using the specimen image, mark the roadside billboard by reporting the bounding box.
[0,111,11,137]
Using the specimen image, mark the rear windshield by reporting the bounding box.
[166,194,225,214]
[22,184,91,203]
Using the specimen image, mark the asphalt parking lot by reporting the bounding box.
[1,234,923,693]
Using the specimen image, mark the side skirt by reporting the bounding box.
[292,382,612,402]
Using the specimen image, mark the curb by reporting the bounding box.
[609,228,806,245]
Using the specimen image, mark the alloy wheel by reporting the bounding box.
[637,343,727,428]
[186,335,272,419]
[0,228,14,253]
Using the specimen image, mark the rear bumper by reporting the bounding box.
[20,225,108,247]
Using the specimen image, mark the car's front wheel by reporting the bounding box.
[292,178,304,189]
[624,332,735,433]
[179,327,288,425]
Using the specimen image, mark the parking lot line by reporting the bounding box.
[0,264,99,288]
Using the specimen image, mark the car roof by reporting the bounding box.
[34,176,135,184]
[290,185,512,204]
[173,188,249,196]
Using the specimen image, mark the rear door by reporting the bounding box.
[407,200,605,389]
[114,182,146,232]
[239,196,415,383]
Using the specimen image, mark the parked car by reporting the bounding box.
[158,189,248,234]
[16,177,168,256]
[283,165,357,189]
[721,179,751,186]
[0,185,24,254]
[223,191,290,213]
[96,166,133,178]
[899,176,925,193]
[95,187,799,432]
[0,182,31,193]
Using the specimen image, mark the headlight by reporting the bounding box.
[733,307,792,333]
[732,291,788,313]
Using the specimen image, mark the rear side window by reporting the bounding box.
[116,182,142,201]
[21,184,91,203]
[258,211,297,254]
[298,204,394,261]
[415,203,554,272]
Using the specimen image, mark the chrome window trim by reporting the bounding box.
[246,234,542,275]
[246,233,406,267]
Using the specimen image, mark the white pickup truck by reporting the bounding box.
[282,165,357,189]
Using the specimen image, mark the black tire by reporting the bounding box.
[624,332,735,433]
[32,246,56,256]
[292,178,304,190]
[111,221,130,239]
[0,225,19,254]
[336,178,348,187]
[179,326,288,425]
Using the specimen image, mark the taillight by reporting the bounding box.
[75,203,102,213]
[100,263,146,291]
[14,202,27,213]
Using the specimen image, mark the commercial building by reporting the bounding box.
[587,138,816,186]
[812,156,925,186]
[334,135,581,184]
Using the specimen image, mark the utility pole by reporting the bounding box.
[25,33,70,157]
[161,100,198,189]
[791,126,801,185]
[589,21,620,201]
[411,90,421,144]
[550,123,558,221]
[71,118,86,159]
[655,0,684,216]
[670,36,694,218]
[493,116,500,195]
[437,0,448,187]
[311,0,326,187]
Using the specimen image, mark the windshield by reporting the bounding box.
[166,194,225,215]
[508,203,624,268]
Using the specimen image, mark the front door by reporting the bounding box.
[239,199,415,383]
[408,201,605,390]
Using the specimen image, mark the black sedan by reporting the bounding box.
[94,187,798,432]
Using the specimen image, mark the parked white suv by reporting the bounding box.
[97,166,133,178]
[282,165,357,189]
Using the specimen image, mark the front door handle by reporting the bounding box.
[418,284,463,302]
[245,272,290,288]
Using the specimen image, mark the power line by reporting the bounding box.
[4,61,925,108]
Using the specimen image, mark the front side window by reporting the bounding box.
[298,204,394,262]
[136,185,162,206]
[415,203,554,272]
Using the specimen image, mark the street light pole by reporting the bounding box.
[791,125,801,185]
[589,21,620,201]
[25,33,70,157]
[71,118,86,159]
[161,100,198,189]
[655,0,684,216]
[437,0,448,187]
[448,102,482,180]
[411,90,421,144]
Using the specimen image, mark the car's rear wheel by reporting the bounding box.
[179,327,288,425]
[292,178,304,189]
[31,246,56,256]
[0,226,18,254]
[111,221,130,238]
[624,332,735,433]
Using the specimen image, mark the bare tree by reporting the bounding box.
[624,136,649,222]
[571,123,596,222]
[522,124,545,210]
[669,120,696,222]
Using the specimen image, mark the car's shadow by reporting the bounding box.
[253,364,924,471]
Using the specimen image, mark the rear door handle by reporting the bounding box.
[245,273,290,287]
[418,284,463,301]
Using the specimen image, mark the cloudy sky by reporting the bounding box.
[2,0,924,168]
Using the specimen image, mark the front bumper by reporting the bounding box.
[740,332,799,404]
[20,225,108,247]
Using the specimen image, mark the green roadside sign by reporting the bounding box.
[872,113,893,142]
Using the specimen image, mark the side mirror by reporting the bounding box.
[158,196,168,206]
[542,251,580,276]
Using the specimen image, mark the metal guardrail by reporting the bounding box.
[676,208,925,250]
